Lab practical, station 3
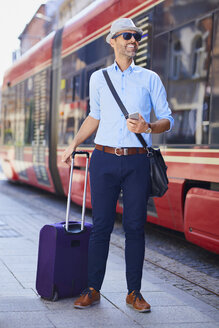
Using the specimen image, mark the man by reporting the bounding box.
[62,18,174,312]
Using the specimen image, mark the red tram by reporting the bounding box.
[0,0,219,254]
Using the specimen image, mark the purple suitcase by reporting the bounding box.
[36,151,92,301]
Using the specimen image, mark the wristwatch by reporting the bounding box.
[145,123,152,134]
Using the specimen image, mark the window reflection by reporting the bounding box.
[2,88,15,145]
[58,103,86,146]
[73,75,80,101]
[167,17,212,145]
[210,11,219,144]
[172,40,181,79]
[192,36,203,77]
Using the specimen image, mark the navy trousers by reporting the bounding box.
[88,148,151,293]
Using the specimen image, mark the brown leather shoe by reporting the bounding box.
[74,287,100,309]
[126,291,151,313]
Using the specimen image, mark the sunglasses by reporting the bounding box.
[112,32,142,42]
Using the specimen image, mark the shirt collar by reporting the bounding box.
[113,60,135,73]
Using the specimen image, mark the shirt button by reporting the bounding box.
[122,74,124,77]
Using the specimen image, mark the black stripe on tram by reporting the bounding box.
[49,28,64,195]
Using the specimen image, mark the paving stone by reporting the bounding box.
[101,279,128,292]
[104,269,126,281]
[0,246,37,256]
[102,291,185,307]
[0,286,37,297]
[47,308,137,328]
[123,306,217,326]
[43,295,114,311]
[5,263,37,272]
[0,312,54,328]
[13,271,37,284]
[101,276,162,293]
[21,282,36,289]
[0,272,18,283]
[0,296,47,312]
[141,323,219,328]
[1,255,37,264]
[203,310,219,322]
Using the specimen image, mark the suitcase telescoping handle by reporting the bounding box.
[65,151,90,232]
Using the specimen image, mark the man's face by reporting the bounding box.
[110,30,139,59]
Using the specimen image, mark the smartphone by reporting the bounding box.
[128,112,139,120]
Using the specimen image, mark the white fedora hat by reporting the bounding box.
[106,18,143,44]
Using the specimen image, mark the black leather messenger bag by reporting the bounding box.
[102,69,169,198]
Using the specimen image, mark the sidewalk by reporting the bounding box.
[0,184,218,328]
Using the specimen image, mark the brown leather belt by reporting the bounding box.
[95,144,148,156]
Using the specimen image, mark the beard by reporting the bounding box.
[117,43,138,59]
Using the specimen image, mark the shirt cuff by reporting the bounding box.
[89,112,100,120]
[165,117,174,132]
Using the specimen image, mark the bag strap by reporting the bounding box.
[102,69,148,150]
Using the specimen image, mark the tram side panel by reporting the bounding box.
[151,3,219,254]
[0,34,57,193]
[184,188,219,254]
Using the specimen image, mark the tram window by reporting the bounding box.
[85,69,95,98]
[59,72,85,146]
[14,84,26,146]
[153,33,169,85]
[3,102,13,145]
[192,36,203,77]
[85,65,103,98]
[64,117,75,145]
[24,77,34,145]
[2,88,13,145]
[32,69,50,147]
[59,108,87,146]
[209,12,219,145]
[72,75,80,101]
[166,109,196,144]
[167,17,212,145]
[171,40,182,79]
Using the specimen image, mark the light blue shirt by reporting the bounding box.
[89,61,174,147]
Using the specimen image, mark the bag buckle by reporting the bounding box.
[146,147,153,157]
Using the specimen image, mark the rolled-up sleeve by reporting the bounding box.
[89,72,100,120]
[150,73,174,131]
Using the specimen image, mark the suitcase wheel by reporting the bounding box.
[51,290,58,302]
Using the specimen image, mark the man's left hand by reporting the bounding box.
[126,113,149,133]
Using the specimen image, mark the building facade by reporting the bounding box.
[18,4,48,55]
[18,0,94,55]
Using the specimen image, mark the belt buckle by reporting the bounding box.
[115,148,122,156]
[124,148,128,155]
[115,148,129,156]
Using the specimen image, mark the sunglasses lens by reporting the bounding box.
[134,33,142,41]
[122,33,141,41]
[123,33,132,40]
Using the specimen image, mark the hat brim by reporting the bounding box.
[106,26,143,44]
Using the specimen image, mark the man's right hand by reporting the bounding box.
[61,144,76,167]
[61,116,99,167]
